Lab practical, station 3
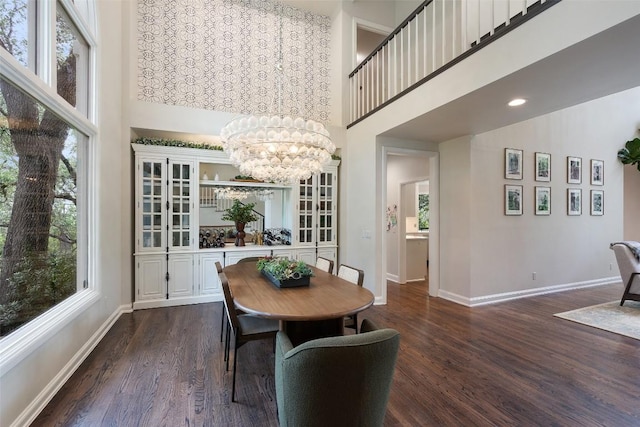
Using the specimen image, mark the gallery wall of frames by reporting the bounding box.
[503,148,604,217]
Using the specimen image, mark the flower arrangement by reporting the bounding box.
[257,257,313,281]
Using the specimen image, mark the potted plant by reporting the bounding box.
[618,136,640,171]
[256,257,313,288]
[221,200,259,246]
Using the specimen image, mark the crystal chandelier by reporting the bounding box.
[219,1,335,185]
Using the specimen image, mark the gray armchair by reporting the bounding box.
[610,241,640,306]
[275,319,400,427]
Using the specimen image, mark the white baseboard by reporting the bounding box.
[386,273,399,283]
[439,276,622,307]
[13,305,127,427]
[132,294,223,310]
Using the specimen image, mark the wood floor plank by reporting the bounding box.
[32,281,639,426]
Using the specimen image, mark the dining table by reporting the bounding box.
[223,261,375,345]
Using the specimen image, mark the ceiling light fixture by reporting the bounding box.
[508,98,527,107]
[220,0,335,185]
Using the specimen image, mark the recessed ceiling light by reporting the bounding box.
[508,98,527,107]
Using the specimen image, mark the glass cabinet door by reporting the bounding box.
[140,160,165,250]
[317,171,335,244]
[169,161,193,250]
[295,165,338,247]
[298,176,315,244]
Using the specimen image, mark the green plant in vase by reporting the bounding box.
[221,200,258,246]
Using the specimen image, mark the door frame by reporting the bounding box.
[380,146,439,301]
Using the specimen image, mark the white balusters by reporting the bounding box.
[348,0,551,125]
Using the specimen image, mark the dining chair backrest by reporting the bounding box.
[219,272,241,332]
[275,319,399,426]
[215,261,223,273]
[315,257,334,274]
[337,264,364,287]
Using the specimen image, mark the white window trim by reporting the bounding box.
[0,0,99,375]
[0,289,100,375]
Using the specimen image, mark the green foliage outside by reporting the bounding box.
[1,0,81,336]
[0,124,78,336]
[0,252,76,333]
[418,194,430,230]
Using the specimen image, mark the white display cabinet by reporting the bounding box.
[198,252,224,295]
[132,142,339,310]
[293,160,340,261]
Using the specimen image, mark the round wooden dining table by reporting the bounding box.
[223,261,374,345]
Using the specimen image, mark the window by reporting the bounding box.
[0,0,36,71]
[0,0,95,339]
[418,193,429,230]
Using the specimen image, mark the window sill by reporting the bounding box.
[0,289,100,375]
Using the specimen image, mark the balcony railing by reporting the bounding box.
[348,0,560,127]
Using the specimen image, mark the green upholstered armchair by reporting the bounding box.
[275,319,400,427]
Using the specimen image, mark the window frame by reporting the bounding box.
[0,0,98,374]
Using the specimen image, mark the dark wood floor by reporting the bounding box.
[33,281,639,426]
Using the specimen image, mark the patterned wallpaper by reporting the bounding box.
[137,0,331,123]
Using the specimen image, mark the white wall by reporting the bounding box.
[342,2,640,305]
[0,2,129,426]
[457,87,639,302]
[439,136,473,300]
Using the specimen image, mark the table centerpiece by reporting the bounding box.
[256,257,313,288]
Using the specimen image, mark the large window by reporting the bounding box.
[0,0,94,338]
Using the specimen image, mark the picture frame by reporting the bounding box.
[590,159,604,186]
[567,188,581,216]
[535,186,551,215]
[505,184,523,215]
[535,152,551,182]
[505,148,523,180]
[590,190,604,215]
[567,156,582,184]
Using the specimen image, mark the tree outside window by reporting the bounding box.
[0,0,90,337]
[418,193,429,230]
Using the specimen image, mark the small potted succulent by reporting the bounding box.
[221,200,259,246]
[256,257,313,288]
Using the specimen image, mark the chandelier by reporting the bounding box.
[214,186,274,201]
[219,1,335,185]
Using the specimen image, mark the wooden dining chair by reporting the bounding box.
[219,272,280,402]
[337,264,365,333]
[315,257,334,274]
[216,261,226,343]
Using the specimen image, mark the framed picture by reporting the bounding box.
[535,186,551,215]
[505,148,523,180]
[567,156,582,184]
[591,159,604,185]
[567,188,582,216]
[505,185,523,215]
[591,190,604,215]
[535,152,551,182]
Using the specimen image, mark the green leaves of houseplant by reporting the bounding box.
[618,137,640,171]
[256,257,313,280]
[221,200,258,224]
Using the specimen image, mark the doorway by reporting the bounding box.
[381,147,439,303]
